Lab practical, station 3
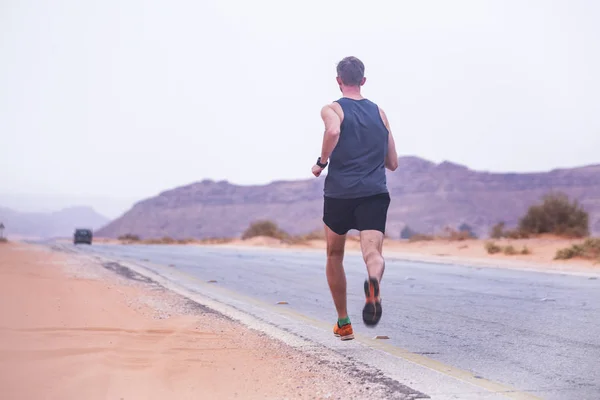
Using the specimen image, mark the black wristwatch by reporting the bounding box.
[316,157,328,168]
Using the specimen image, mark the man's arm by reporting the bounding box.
[318,104,342,164]
[379,107,398,171]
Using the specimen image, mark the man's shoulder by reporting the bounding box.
[321,102,344,119]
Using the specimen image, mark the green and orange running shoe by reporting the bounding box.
[333,321,355,341]
[362,277,382,326]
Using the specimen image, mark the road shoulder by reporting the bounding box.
[0,242,420,400]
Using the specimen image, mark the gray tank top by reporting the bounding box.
[323,97,389,199]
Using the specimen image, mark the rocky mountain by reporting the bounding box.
[96,157,600,239]
[0,206,109,239]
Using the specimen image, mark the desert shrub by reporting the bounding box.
[408,234,435,242]
[199,237,234,244]
[503,245,517,255]
[448,229,473,241]
[138,236,177,245]
[118,233,140,241]
[458,223,477,238]
[0,237,7,243]
[485,241,502,254]
[518,192,589,238]
[242,220,288,240]
[400,225,418,239]
[504,229,530,239]
[176,238,196,244]
[554,238,600,260]
[301,229,325,241]
[489,222,530,239]
[439,226,475,241]
[490,222,505,239]
[486,241,531,256]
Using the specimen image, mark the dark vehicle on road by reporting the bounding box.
[73,228,93,245]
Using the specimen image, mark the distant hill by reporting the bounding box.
[96,156,600,239]
[0,206,109,239]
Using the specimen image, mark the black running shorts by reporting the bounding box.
[323,192,391,235]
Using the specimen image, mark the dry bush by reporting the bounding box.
[504,229,530,239]
[409,234,435,242]
[118,233,140,241]
[301,229,325,241]
[139,236,177,245]
[489,222,530,239]
[435,225,476,241]
[282,229,326,246]
[485,241,502,254]
[0,237,7,243]
[503,245,517,255]
[447,229,474,241]
[490,222,505,239]
[199,237,234,244]
[457,223,477,238]
[486,241,531,256]
[400,225,418,240]
[158,236,176,244]
[242,220,288,240]
[519,192,589,238]
[554,238,600,261]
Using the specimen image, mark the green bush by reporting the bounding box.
[242,220,288,240]
[518,192,589,238]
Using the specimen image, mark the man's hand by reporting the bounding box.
[312,164,324,177]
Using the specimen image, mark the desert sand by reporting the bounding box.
[213,235,600,273]
[0,243,384,400]
[93,233,600,273]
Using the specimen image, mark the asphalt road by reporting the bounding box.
[67,243,600,400]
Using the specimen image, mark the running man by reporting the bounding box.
[311,56,398,341]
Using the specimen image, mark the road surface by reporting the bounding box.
[59,243,600,400]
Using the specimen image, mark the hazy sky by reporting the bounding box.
[1,0,599,217]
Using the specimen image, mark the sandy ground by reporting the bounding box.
[210,236,597,268]
[79,234,600,272]
[0,242,395,400]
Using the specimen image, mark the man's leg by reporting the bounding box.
[325,224,354,340]
[359,230,385,283]
[325,225,348,320]
[354,193,391,326]
[322,194,356,340]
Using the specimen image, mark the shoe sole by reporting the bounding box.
[362,277,382,327]
[334,332,355,341]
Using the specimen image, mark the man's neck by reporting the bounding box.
[340,86,363,100]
